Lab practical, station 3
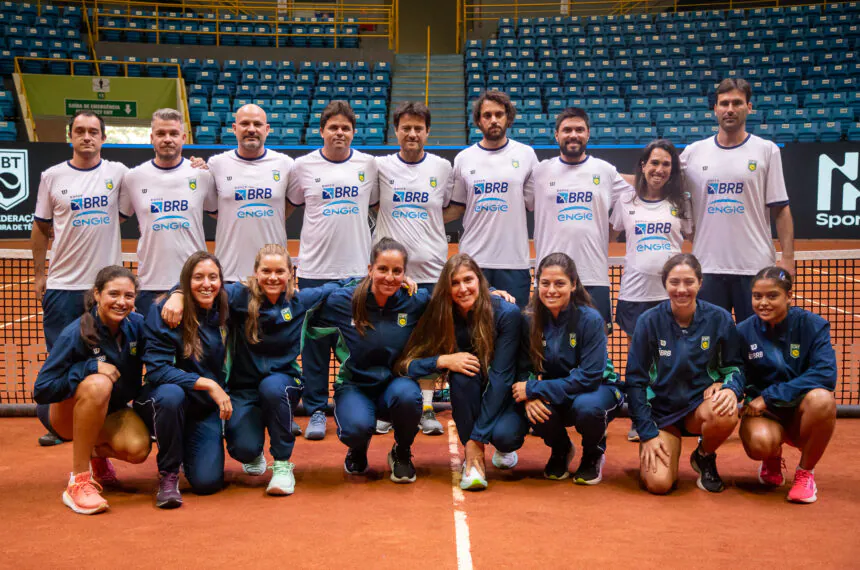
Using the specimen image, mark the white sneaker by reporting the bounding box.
[459,465,488,491]
[266,460,295,495]
[375,419,392,434]
[491,450,518,470]
[242,452,267,476]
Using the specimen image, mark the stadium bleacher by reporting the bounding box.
[465,2,860,144]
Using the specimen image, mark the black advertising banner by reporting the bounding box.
[0,142,855,241]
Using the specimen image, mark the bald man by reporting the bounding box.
[206,104,296,282]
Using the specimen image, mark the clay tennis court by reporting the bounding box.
[0,238,858,568]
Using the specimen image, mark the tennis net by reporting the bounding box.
[1,249,858,412]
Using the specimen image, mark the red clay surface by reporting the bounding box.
[2,414,859,569]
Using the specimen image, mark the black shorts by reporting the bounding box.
[615,299,663,336]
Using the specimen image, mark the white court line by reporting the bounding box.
[809,268,860,284]
[0,277,33,291]
[795,295,860,319]
[0,311,41,329]
[448,420,473,570]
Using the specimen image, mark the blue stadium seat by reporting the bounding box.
[818,121,842,143]
[195,125,217,144]
[773,123,797,143]
[200,112,222,128]
[847,122,860,142]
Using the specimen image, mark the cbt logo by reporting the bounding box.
[70,195,110,227]
[706,179,745,215]
[234,186,275,218]
[473,181,508,213]
[555,190,593,222]
[150,199,191,231]
[392,189,429,220]
[634,222,673,252]
[322,185,359,217]
[817,152,860,228]
[0,149,28,211]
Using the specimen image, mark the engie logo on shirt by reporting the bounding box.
[555,190,593,222]
[392,189,429,220]
[150,199,191,231]
[321,185,360,217]
[473,181,509,213]
[70,195,111,227]
[634,222,672,252]
[705,180,745,215]
[234,186,275,218]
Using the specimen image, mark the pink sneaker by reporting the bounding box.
[787,468,818,504]
[91,457,119,486]
[757,456,785,487]
[62,472,109,515]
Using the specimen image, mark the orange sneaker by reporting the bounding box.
[62,472,109,515]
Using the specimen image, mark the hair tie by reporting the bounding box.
[778,270,786,280]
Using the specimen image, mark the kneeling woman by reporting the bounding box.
[513,253,624,484]
[738,267,837,504]
[627,253,745,494]
[34,265,151,515]
[135,252,230,508]
[308,238,428,483]
[399,254,527,491]
[162,244,347,495]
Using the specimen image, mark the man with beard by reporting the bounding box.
[448,90,537,309]
[207,104,295,283]
[680,78,793,322]
[525,107,630,326]
[373,101,455,437]
[287,100,379,441]
[119,108,216,317]
[31,110,129,446]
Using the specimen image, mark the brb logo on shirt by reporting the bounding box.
[705,180,745,215]
[70,195,111,227]
[150,199,191,231]
[392,189,430,220]
[321,185,360,217]
[555,190,593,222]
[634,222,672,252]
[234,186,275,218]
[473,181,509,213]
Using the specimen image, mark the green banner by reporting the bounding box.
[21,75,178,119]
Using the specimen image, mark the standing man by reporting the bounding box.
[681,78,794,322]
[525,107,630,327]
[373,101,455,436]
[31,110,129,445]
[119,109,216,317]
[207,104,295,283]
[448,90,537,308]
[287,100,379,440]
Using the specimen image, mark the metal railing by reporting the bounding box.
[87,0,397,50]
[12,56,193,143]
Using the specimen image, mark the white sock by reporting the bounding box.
[797,466,814,474]
[422,389,433,411]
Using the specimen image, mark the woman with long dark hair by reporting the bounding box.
[512,253,624,484]
[738,267,837,503]
[134,251,230,508]
[307,237,429,484]
[611,139,692,340]
[34,265,151,515]
[161,244,349,495]
[626,253,744,495]
[399,253,527,491]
